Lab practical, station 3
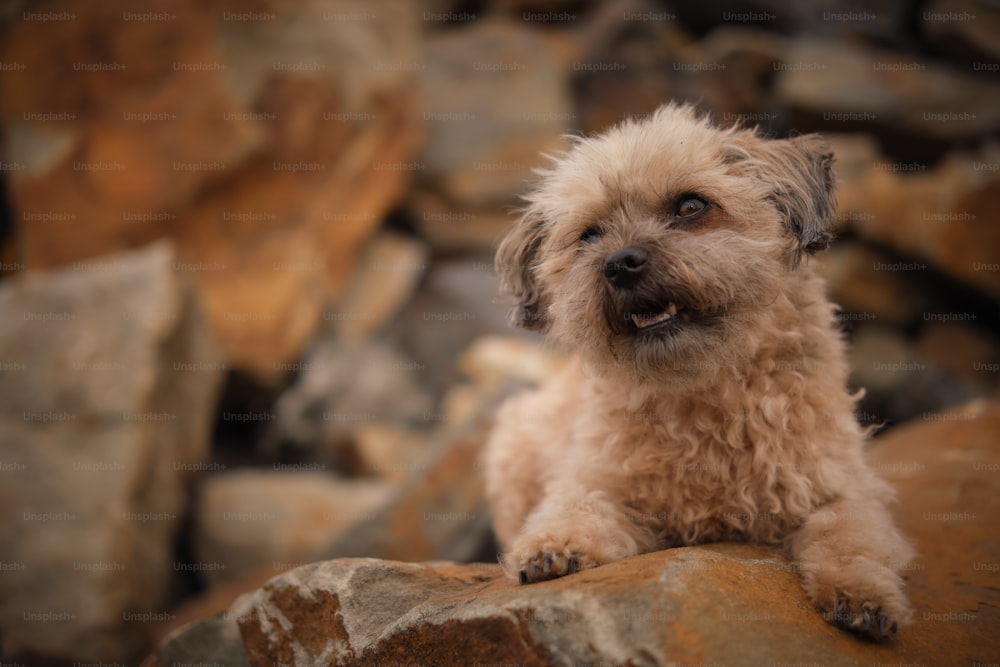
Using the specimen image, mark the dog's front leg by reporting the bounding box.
[504,479,657,584]
[789,497,915,639]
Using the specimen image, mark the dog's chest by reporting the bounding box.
[604,412,807,544]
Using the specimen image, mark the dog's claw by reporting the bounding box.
[826,594,899,640]
[513,549,589,585]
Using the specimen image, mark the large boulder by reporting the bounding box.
[1,0,424,383]
[147,397,1000,665]
[0,241,224,662]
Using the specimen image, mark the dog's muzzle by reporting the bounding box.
[604,247,648,290]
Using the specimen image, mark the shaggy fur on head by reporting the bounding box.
[485,104,914,640]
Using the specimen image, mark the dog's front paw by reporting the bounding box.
[505,523,639,584]
[802,559,912,640]
[825,596,900,639]
[506,535,604,584]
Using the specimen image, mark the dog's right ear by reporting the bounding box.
[496,208,550,332]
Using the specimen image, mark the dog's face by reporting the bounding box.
[497,104,836,383]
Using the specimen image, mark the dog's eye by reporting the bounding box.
[579,227,601,243]
[675,196,707,219]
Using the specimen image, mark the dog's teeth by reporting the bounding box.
[632,306,677,329]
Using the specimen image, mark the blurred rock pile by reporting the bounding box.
[0,0,998,664]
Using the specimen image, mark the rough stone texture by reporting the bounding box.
[459,335,567,391]
[1,0,424,383]
[150,398,1000,666]
[332,231,429,342]
[261,339,435,472]
[409,17,573,252]
[867,397,1000,663]
[145,614,250,667]
[417,19,571,209]
[320,410,497,565]
[193,472,391,585]
[830,134,1000,300]
[0,241,223,662]
[775,38,1000,141]
[921,0,1000,60]
[914,322,1000,396]
[848,325,980,425]
[816,241,929,326]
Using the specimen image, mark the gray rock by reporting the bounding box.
[144,614,249,667]
[0,240,224,661]
[416,18,573,209]
[193,471,391,586]
[261,339,435,472]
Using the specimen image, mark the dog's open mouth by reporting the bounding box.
[630,302,692,329]
[629,301,699,331]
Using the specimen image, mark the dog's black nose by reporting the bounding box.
[604,247,648,289]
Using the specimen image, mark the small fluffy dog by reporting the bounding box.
[484,104,913,639]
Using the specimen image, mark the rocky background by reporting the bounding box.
[0,0,997,664]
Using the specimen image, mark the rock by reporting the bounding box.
[409,16,573,253]
[816,241,928,326]
[389,256,517,395]
[262,339,434,473]
[173,87,423,385]
[418,18,572,209]
[193,471,391,586]
[1,0,425,383]
[143,614,250,667]
[409,189,513,254]
[573,1,706,135]
[352,423,430,484]
[867,397,1000,660]
[149,398,1000,666]
[321,410,498,565]
[0,240,224,663]
[459,335,566,391]
[332,231,429,341]
[774,38,1000,141]
[913,321,1000,395]
[848,324,979,426]
[829,134,1000,301]
[920,0,1000,61]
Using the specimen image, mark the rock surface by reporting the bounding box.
[0,241,224,662]
[148,397,1000,666]
[262,339,435,472]
[193,472,391,585]
[775,37,1000,141]
[829,134,1000,301]
[408,17,573,252]
[1,0,424,383]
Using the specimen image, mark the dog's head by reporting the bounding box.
[496,104,836,383]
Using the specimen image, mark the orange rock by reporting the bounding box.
[2,0,425,382]
[150,397,1000,665]
[830,135,1000,300]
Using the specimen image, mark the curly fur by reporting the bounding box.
[485,104,914,639]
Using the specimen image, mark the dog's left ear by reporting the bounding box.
[727,132,837,266]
